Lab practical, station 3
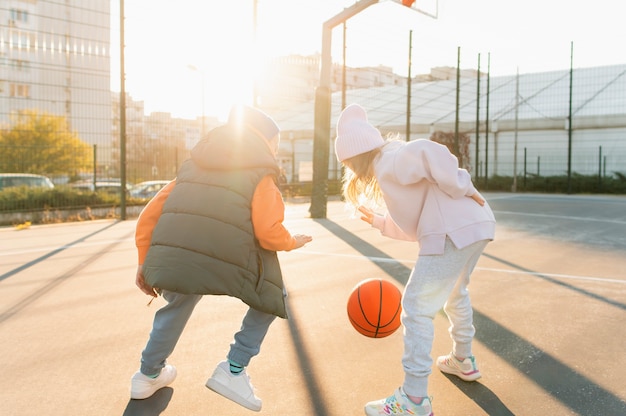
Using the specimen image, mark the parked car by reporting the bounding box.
[0,173,55,191]
[129,180,171,199]
[71,180,132,195]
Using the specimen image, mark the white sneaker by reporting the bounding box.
[130,364,177,400]
[205,360,262,412]
[436,352,482,381]
[364,387,433,416]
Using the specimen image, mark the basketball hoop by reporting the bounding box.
[390,0,438,19]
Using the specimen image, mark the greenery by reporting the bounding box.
[1,174,624,226]
[0,186,144,213]
[280,180,343,197]
[0,110,92,179]
[479,172,626,194]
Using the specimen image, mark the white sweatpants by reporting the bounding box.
[401,237,489,397]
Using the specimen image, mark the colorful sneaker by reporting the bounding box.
[130,364,177,400]
[206,360,262,412]
[436,353,482,381]
[364,387,433,416]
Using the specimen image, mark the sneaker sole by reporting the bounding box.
[366,406,434,416]
[130,367,177,400]
[437,361,481,381]
[130,389,160,400]
[364,407,378,416]
[206,378,262,412]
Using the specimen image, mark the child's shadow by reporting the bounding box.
[442,374,515,416]
[122,387,173,416]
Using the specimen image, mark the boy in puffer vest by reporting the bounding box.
[130,105,312,411]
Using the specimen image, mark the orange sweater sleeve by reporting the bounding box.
[251,175,296,251]
[135,180,175,264]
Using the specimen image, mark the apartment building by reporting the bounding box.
[0,0,111,153]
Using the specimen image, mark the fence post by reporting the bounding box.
[537,156,540,177]
[454,46,460,156]
[512,67,520,192]
[523,147,527,189]
[92,144,97,189]
[475,53,481,182]
[566,41,574,194]
[598,145,602,190]
[484,52,491,189]
[406,30,412,142]
[119,0,127,220]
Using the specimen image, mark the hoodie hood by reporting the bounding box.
[190,124,279,175]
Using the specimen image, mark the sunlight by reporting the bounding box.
[111,0,625,121]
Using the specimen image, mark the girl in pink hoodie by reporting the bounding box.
[335,104,496,416]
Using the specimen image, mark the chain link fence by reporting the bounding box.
[1,1,625,223]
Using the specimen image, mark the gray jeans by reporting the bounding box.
[140,290,276,376]
[402,238,489,397]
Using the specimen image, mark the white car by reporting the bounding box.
[71,179,133,195]
[0,173,55,191]
[129,180,171,199]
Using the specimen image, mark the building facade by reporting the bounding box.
[0,0,111,155]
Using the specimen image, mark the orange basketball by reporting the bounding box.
[347,278,403,338]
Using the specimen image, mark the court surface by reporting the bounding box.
[1,193,625,415]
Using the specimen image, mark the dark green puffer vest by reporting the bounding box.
[143,124,287,318]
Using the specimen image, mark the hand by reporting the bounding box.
[470,193,485,206]
[135,265,158,297]
[358,206,374,224]
[292,234,313,249]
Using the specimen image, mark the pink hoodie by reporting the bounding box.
[370,139,496,255]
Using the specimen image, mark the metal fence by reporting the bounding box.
[327,64,626,179]
[1,1,625,222]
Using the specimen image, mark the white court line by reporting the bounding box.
[4,237,624,285]
[0,239,133,257]
[292,250,626,285]
[472,266,625,284]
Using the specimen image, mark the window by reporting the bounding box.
[10,9,29,23]
[10,83,30,98]
[11,59,30,71]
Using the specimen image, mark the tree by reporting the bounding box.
[0,110,92,176]
[430,130,472,172]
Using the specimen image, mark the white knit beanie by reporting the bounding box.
[334,104,384,162]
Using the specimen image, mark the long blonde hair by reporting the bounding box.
[341,147,384,207]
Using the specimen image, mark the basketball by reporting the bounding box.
[347,278,403,338]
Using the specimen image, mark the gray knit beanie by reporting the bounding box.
[334,104,384,162]
[228,105,280,142]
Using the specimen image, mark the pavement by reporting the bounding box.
[1,193,625,416]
